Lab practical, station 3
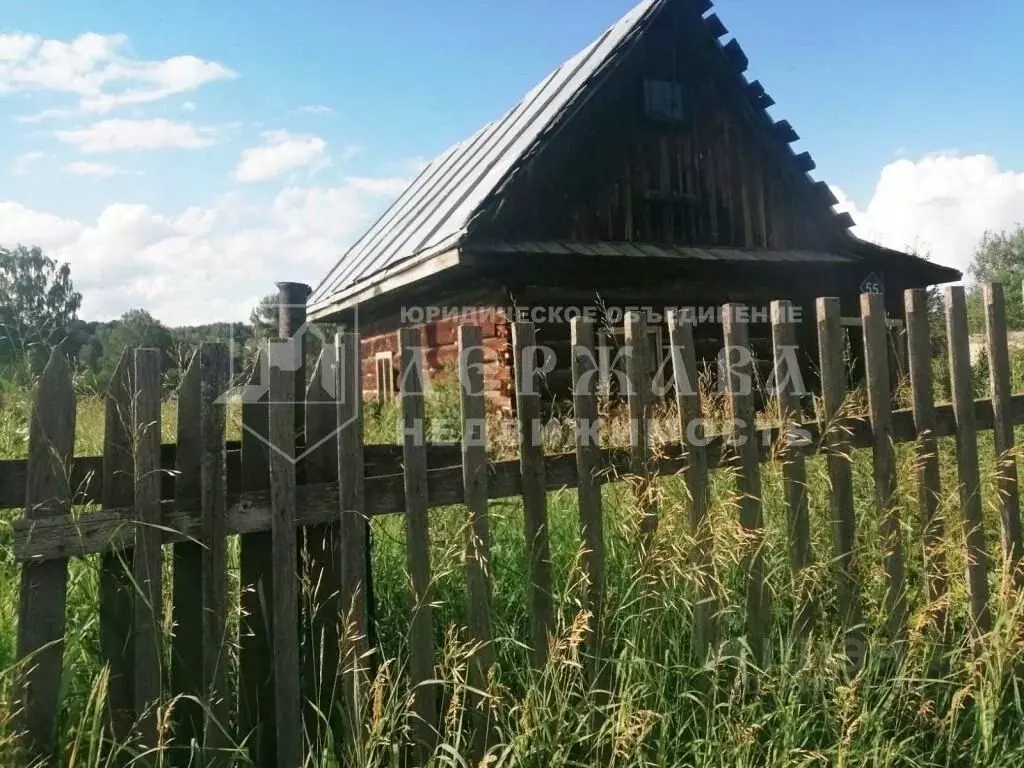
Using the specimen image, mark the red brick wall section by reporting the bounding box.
[359,307,513,411]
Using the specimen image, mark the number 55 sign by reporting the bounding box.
[860,272,884,295]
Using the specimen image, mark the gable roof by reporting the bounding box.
[309,0,957,316]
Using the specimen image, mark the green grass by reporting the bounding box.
[3,373,1024,766]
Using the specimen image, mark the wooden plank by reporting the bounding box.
[570,318,605,642]
[667,310,716,658]
[132,348,163,748]
[983,283,1024,576]
[904,289,947,611]
[771,300,813,635]
[302,351,342,752]
[0,443,463,511]
[20,393,1024,566]
[512,322,553,668]
[199,344,230,749]
[15,350,75,760]
[399,327,436,761]
[946,286,992,635]
[625,311,657,540]
[268,359,302,766]
[722,304,768,662]
[171,353,203,748]
[336,331,371,742]
[817,297,863,629]
[237,350,275,767]
[458,324,494,759]
[99,352,135,743]
[862,293,906,637]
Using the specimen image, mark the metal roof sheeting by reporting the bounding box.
[469,241,856,263]
[309,0,665,312]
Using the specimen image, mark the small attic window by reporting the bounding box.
[643,79,687,123]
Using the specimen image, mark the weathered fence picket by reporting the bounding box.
[570,317,605,649]
[816,296,863,630]
[132,348,163,748]
[984,283,1024,575]
[399,327,437,761]
[302,350,342,752]
[904,289,948,620]
[723,303,769,661]
[238,351,275,766]
[10,281,1024,766]
[172,352,203,747]
[626,311,657,540]
[100,352,135,742]
[667,310,716,658]
[771,300,814,635]
[458,324,494,759]
[335,331,370,743]
[511,321,554,668]
[862,293,907,638]
[268,358,301,766]
[15,350,75,760]
[946,286,992,636]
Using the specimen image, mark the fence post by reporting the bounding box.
[816,297,863,632]
[722,303,768,663]
[625,311,657,540]
[570,318,605,647]
[100,351,135,742]
[458,324,495,759]
[904,289,948,620]
[132,347,163,748]
[335,331,370,745]
[862,293,907,638]
[303,350,342,753]
[983,283,1024,578]
[15,350,75,760]
[511,321,553,668]
[268,355,302,765]
[199,344,230,748]
[399,327,437,762]
[171,352,203,748]
[667,310,717,659]
[946,286,992,636]
[238,349,276,766]
[771,300,814,636]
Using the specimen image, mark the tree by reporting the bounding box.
[966,226,1024,332]
[0,245,82,370]
[250,293,278,341]
[99,309,173,382]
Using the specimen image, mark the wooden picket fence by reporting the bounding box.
[6,284,1024,765]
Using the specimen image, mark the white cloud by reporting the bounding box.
[834,153,1024,279]
[299,104,333,115]
[1,32,235,120]
[234,130,327,183]
[181,100,196,112]
[0,175,409,324]
[55,118,219,153]
[11,150,46,175]
[0,201,83,249]
[62,161,122,177]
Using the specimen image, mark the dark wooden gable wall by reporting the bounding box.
[473,2,842,252]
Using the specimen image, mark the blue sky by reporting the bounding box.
[2,0,1023,324]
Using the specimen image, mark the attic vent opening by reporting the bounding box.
[643,79,688,123]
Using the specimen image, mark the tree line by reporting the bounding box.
[1,244,278,392]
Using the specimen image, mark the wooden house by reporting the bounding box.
[307,0,959,409]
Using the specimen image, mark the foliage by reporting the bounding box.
[967,226,1024,332]
[0,245,82,378]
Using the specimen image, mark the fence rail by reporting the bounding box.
[6,284,1024,765]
